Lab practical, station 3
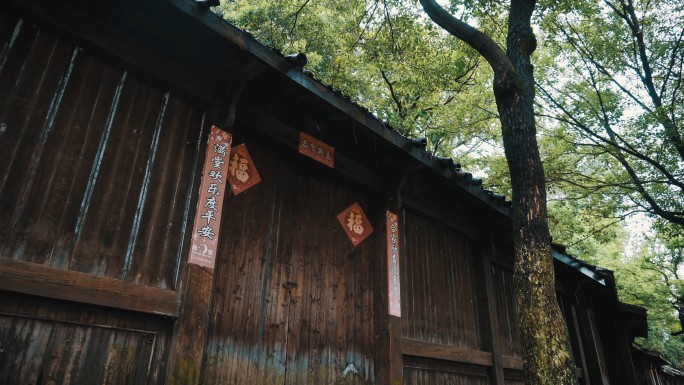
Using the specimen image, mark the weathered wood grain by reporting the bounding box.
[200,134,376,385]
[0,291,172,385]
[0,7,205,290]
[166,264,214,385]
[401,208,484,350]
[491,262,522,358]
[480,250,506,383]
[501,355,524,370]
[402,355,491,385]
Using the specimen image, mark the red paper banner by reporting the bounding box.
[337,202,373,247]
[188,126,232,269]
[299,132,334,168]
[227,143,261,195]
[386,211,401,317]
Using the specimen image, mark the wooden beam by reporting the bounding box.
[401,338,494,367]
[238,104,382,191]
[164,83,236,385]
[6,0,215,102]
[0,257,180,316]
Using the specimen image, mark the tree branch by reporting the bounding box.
[289,0,311,38]
[380,69,404,117]
[538,84,684,193]
[418,0,514,82]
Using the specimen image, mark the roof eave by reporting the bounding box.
[168,0,512,219]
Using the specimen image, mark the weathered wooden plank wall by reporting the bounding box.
[201,135,376,385]
[0,292,172,385]
[400,208,494,382]
[0,10,205,289]
[401,209,483,350]
[491,263,521,359]
[0,6,206,384]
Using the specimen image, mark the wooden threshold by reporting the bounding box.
[501,355,524,370]
[402,338,494,367]
[0,257,180,317]
[402,338,524,370]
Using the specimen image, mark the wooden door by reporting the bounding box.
[201,137,375,385]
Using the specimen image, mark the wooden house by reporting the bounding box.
[0,0,660,384]
[631,345,684,385]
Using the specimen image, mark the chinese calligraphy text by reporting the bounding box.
[188,126,232,268]
[386,211,401,317]
[299,132,334,168]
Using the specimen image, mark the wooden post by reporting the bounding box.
[164,115,216,385]
[166,264,215,384]
[373,194,404,385]
[164,55,267,385]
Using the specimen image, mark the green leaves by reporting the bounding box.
[538,0,684,227]
[218,0,501,158]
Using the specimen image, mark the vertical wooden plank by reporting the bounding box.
[373,196,403,385]
[197,135,292,385]
[492,263,522,358]
[166,263,213,384]
[0,292,168,385]
[480,247,506,385]
[575,301,611,384]
[614,322,640,385]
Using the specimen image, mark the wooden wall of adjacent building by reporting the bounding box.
[0,5,204,383]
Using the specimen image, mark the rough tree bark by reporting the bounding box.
[418,1,577,384]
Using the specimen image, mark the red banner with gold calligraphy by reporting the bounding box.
[188,126,232,269]
[386,211,401,317]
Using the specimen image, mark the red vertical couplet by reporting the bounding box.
[188,126,232,269]
[386,211,401,317]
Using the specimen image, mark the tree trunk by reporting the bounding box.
[497,5,577,385]
[418,0,578,384]
[496,70,577,385]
